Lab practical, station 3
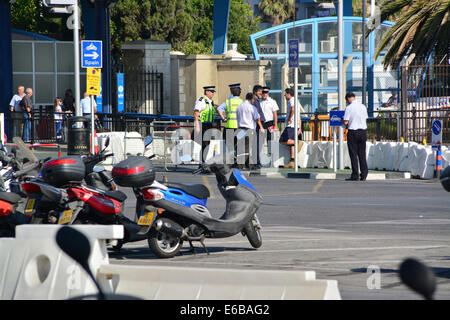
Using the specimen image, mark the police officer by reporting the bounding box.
[218,83,243,163]
[341,92,369,181]
[194,86,221,167]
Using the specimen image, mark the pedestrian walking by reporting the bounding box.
[54,97,63,142]
[341,92,369,181]
[9,85,25,140]
[194,85,222,168]
[18,88,33,143]
[279,88,303,169]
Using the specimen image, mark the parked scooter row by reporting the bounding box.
[0,136,264,258]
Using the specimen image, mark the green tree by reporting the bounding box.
[110,0,193,61]
[368,0,450,69]
[228,0,261,54]
[10,0,65,38]
[258,0,294,50]
[258,0,294,27]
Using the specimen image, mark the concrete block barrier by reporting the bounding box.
[97,264,341,300]
[0,225,123,300]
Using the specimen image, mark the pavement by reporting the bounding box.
[17,143,450,300]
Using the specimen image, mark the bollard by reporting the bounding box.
[435,146,442,178]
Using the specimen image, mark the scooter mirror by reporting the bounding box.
[56,226,106,300]
[399,258,436,300]
[144,136,153,147]
[104,136,110,148]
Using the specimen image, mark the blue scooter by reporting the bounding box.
[129,150,263,258]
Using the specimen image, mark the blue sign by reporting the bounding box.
[330,110,345,127]
[81,40,102,68]
[117,73,124,112]
[432,119,442,135]
[288,39,299,68]
[96,82,102,112]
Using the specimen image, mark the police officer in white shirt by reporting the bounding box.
[260,87,279,142]
[342,92,369,181]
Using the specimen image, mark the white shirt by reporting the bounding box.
[194,96,213,112]
[343,100,368,130]
[80,97,97,114]
[54,104,63,121]
[260,96,279,122]
[286,97,302,128]
[10,94,24,112]
[237,100,260,130]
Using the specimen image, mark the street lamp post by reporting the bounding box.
[338,0,344,170]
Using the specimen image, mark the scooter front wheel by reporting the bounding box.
[148,217,183,258]
[243,215,262,249]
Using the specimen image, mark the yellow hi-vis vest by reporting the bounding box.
[199,96,215,123]
[225,97,243,129]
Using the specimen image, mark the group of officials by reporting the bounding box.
[193,83,305,170]
[193,83,369,181]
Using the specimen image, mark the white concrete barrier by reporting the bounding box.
[0,225,123,300]
[98,264,341,300]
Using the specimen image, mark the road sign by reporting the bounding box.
[288,39,299,68]
[432,119,442,149]
[86,68,101,96]
[81,40,102,68]
[117,73,124,113]
[329,110,345,127]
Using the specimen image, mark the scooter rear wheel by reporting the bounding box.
[243,215,262,248]
[148,217,183,258]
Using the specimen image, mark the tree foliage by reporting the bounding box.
[258,0,294,26]
[368,0,450,69]
[10,0,66,38]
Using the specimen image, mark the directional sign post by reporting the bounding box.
[330,110,345,173]
[81,40,102,68]
[82,40,102,154]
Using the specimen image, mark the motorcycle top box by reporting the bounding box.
[41,156,86,187]
[112,156,155,187]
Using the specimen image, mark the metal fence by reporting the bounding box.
[400,61,450,143]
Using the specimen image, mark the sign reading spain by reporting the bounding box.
[86,68,101,96]
[81,40,102,68]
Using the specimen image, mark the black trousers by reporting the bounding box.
[347,129,368,179]
[200,122,213,163]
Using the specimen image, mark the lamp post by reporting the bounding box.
[338,0,344,169]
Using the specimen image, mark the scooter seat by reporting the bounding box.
[166,183,210,199]
[0,191,21,204]
[104,190,127,202]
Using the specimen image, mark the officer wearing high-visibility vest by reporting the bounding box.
[217,83,243,165]
[194,86,223,167]
[217,83,243,129]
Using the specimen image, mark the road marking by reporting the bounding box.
[224,245,446,254]
[202,175,215,199]
[263,179,325,197]
[312,179,324,193]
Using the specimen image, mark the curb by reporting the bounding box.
[250,170,411,180]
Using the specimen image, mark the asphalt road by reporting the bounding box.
[110,169,450,300]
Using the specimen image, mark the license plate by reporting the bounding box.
[137,211,156,226]
[58,209,73,225]
[25,199,36,214]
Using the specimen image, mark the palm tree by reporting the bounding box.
[368,0,449,69]
[258,0,295,52]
